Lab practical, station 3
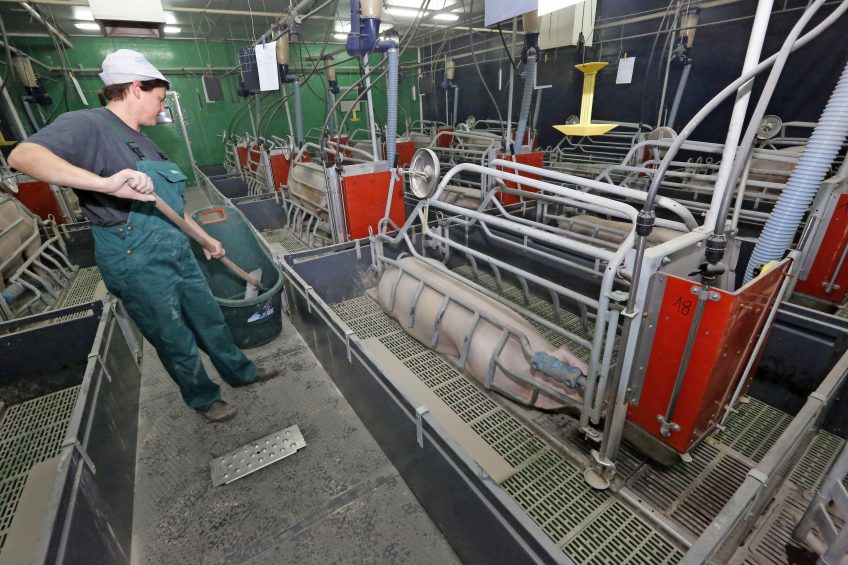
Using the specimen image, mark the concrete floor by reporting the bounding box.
[130,184,459,564]
[130,317,460,565]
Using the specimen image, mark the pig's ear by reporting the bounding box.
[552,347,589,376]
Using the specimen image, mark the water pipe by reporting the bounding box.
[441,57,458,125]
[345,0,399,165]
[324,55,339,135]
[666,9,699,130]
[276,34,304,147]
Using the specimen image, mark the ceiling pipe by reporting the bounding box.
[0,0,505,38]
[19,2,72,48]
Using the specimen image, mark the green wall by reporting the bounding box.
[1,35,420,184]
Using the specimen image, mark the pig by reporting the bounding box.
[370,256,589,411]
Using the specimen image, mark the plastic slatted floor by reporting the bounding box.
[333,294,684,563]
[0,386,80,551]
[730,427,846,565]
[261,228,311,254]
[55,266,102,322]
[333,291,846,564]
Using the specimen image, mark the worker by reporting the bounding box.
[8,49,278,423]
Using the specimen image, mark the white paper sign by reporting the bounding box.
[616,56,636,85]
[254,41,280,92]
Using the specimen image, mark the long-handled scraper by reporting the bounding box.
[152,196,264,296]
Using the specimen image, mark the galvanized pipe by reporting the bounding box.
[362,57,380,161]
[587,234,648,488]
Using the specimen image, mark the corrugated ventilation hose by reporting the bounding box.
[386,47,399,166]
[513,55,536,152]
[745,59,848,282]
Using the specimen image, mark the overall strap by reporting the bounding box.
[92,109,169,161]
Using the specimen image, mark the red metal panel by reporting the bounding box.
[436,127,454,148]
[795,192,848,303]
[236,145,248,170]
[495,151,544,206]
[271,152,311,190]
[626,261,790,453]
[341,170,405,240]
[395,140,417,168]
[16,181,66,224]
[268,153,290,190]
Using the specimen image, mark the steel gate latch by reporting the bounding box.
[415,406,429,448]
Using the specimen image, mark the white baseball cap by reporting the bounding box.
[99,49,170,86]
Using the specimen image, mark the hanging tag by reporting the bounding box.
[254,40,280,91]
[616,55,636,84]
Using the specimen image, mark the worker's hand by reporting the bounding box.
[101,169,155,201]
[203,239,225,260]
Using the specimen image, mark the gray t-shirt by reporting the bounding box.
[24,108,167,227]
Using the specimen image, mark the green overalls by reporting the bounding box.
[90,117,256,410]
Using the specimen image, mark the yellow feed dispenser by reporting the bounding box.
[554,62,618,137]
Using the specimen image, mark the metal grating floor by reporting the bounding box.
[0,386,81,551]
[332,294,685,563]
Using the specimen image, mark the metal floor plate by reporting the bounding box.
[210,425,306,486]
[0,386,81,551]
[627,440,752,540]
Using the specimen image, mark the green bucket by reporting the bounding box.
[190,205,284,349]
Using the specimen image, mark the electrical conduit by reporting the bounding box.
[745,58,848,282]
